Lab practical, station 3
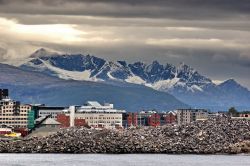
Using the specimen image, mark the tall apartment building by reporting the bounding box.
[0,89,32,129]
[58,101,125,129]
[176,109,208,125]
[0,89,8,100]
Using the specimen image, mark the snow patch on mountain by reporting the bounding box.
[107,71,117,80]
[188,84,204,92]
[212,80,223,85]
[125,75,146,84]
[148,77,180,91]
[29,58,100,81]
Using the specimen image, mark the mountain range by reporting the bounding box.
[0,62,187,112]
[2,48,250,111]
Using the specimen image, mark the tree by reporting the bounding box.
[228,107,239,117]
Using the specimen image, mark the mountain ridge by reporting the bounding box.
[12,48,250,110]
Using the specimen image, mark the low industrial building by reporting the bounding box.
[0,124,13,135]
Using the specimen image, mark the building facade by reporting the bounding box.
[123,111,161,127]
[123,113,138,127]
[176,109,208,125]
[0,89,32,129]
[147,113,161,127]
[57,114,86,128]
[32,105,67,119]
[60,101,125,129]
[163,111,177,124]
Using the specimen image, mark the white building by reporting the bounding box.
[65,101,125,129]
[0,98,31,128]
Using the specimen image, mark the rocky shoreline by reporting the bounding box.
[0,117,249,154]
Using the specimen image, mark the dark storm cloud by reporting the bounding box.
[0,0,250,88]
[0,0,250,20]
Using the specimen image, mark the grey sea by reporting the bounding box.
[0,154,249,166]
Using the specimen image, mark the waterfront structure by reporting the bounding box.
[232,111,250,120]
[176,109,208,125]
[0,124,13,135]
[59,101,125,129]
[239,113,250,118]
[0,89,32,129]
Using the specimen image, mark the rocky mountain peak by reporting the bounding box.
[30,48,60,58]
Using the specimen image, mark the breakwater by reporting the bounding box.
[0,117,249,154]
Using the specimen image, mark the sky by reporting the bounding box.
[0,0,250,88]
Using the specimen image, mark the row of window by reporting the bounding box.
[78,116,121,120]
[88,121,121,124]
[1,110,29,113]
[1,121,27,124]
[40,112,58,114]
[1,106,30,109]
[0,114,27,116]
[1,109,29,112]
[0,118,27,120]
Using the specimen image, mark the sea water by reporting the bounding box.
[0,154,249,166]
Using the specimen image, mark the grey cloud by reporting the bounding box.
[0,0,250,20]
[2,14,250,33]
[0,0,250,88]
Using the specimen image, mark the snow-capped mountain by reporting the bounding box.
[0,63,187,111]
[18,48,250,110]
[20,48,212,92]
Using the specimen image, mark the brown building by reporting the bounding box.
[126,113,138,127]
[148,113,161,127]
[74,118,86,127]
[57,114,70,127]
[164,111,177,124]
[56,114,86,128]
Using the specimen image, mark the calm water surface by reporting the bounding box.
[0,154,249,166]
